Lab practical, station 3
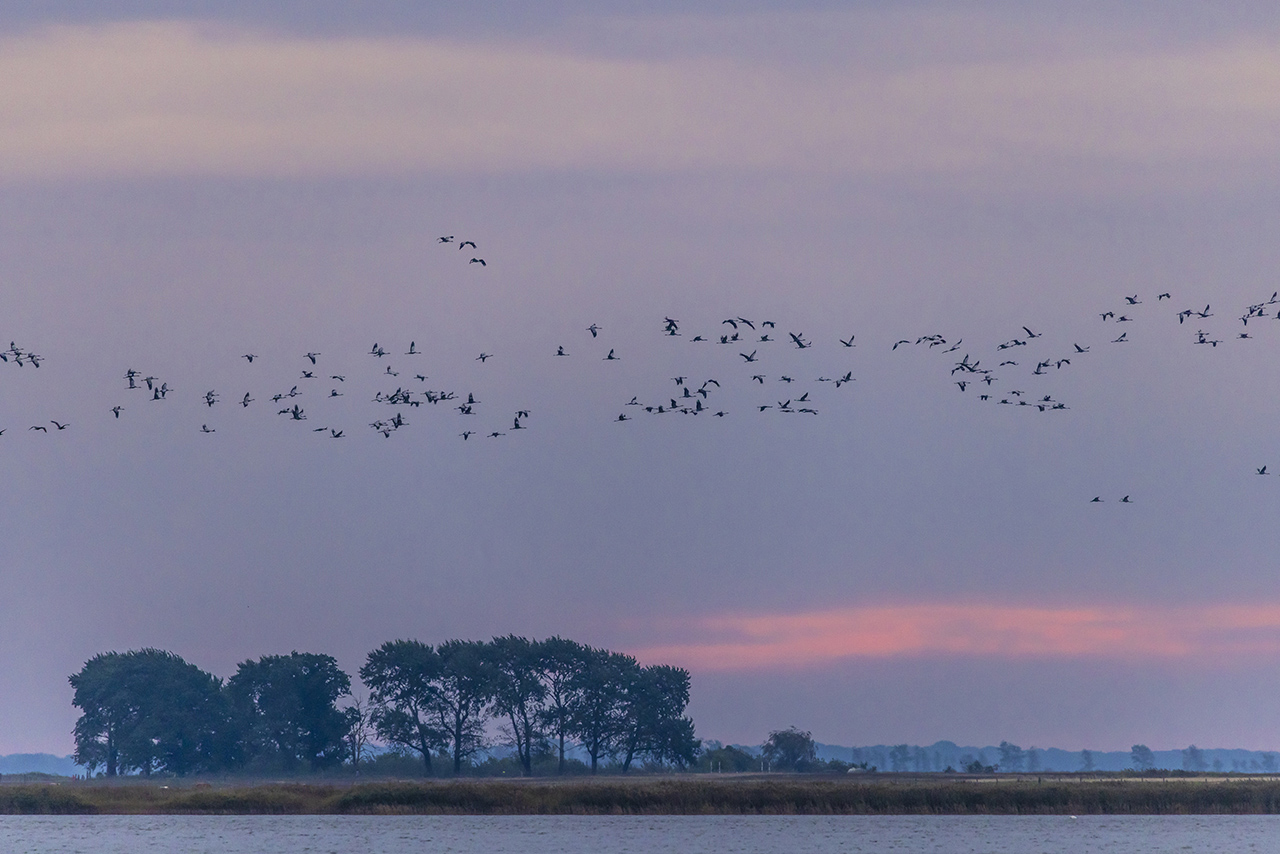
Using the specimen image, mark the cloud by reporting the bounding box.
[0,20,1278,186]
[632,603,1280,670]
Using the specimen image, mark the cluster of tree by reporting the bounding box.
[69,637,698,777]
[696,728,868,774]
[360,636,698,775]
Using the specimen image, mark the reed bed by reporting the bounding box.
[5,777,1280,815]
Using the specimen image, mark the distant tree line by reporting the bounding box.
[69,637,698,777]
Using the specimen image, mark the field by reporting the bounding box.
[5,775,1280,815]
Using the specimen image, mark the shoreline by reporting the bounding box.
[5,776,1280,815]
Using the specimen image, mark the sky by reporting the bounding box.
[4,1,1280,756]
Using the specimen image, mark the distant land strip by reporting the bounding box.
[8,777,1280,815]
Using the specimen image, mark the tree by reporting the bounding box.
[537,636,586,774]
[613,661,699,771]
[888,744,910,772]
[698,741,758,773]
[630,664,699,769]
[1131,744,1156,772]
[487,635,548,776]
[433,639,495,774]
[1079,749,1095,773]
[344,695,377,773]
[1182,744,1206,772]
[567,646,629,773]
[998,741,1025,772]
[69,649,232,777]
[1026,746,1041,773]
[361,639,446,775]
[227,651,352,772]
[762,727,817,772]
[611,655,648,772]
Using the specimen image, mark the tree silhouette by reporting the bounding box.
[361,639,445,775]
[227,651,351,772]
[763,727,817,772]
[70,649,231,776]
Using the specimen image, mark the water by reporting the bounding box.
[0,814,1277,853]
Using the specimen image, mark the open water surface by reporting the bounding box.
[1,814,1278,853]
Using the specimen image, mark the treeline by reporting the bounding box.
[69,637,697,777]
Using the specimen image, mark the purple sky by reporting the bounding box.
[4,2,1280,755]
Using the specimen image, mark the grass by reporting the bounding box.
[6,776,1280,815]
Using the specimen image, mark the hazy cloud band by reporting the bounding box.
[633,604,1280,670]
[1,21,1279,183]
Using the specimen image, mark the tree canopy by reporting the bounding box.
[70,636,700,777]
[226,651,352,772]
[70,649,232,776]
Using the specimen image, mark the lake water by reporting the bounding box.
[1,814,1278,853]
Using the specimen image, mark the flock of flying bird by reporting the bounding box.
[4,234,1280,502]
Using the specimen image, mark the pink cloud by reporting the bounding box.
[631,603,1280,670]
